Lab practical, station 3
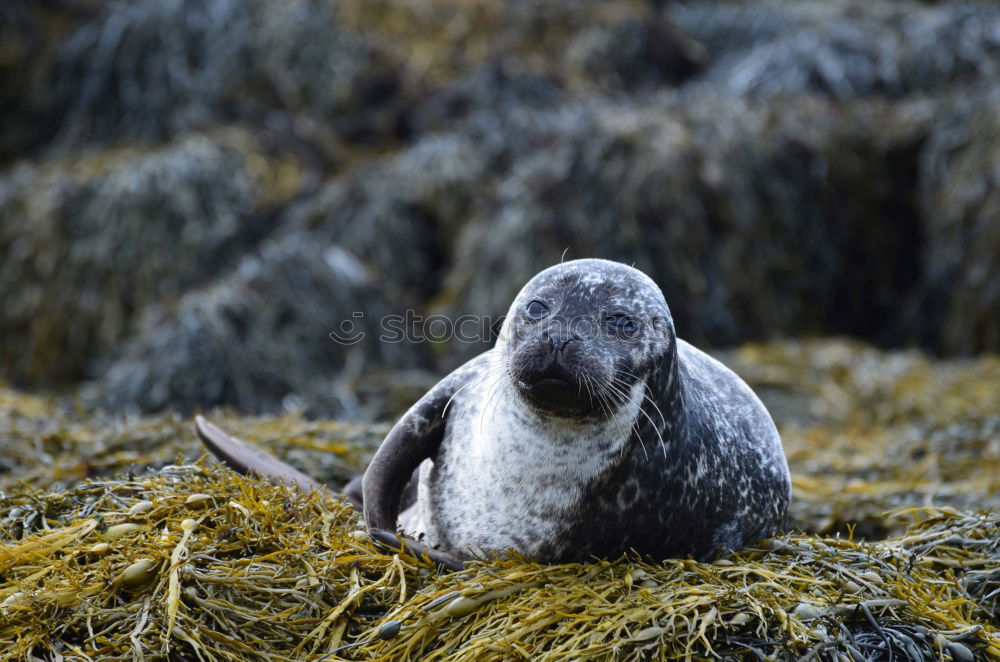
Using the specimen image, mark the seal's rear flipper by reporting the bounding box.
[195,415,329,495]
[343,476,363,510]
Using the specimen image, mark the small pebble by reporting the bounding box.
[947,642,974,662]
[378,620,402,640]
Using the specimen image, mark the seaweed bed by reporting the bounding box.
[1,339,998,661]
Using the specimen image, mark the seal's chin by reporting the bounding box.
[514,369,596,418]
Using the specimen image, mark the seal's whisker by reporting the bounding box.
[580,373,596,409]
[606,376,667,458]
[470,359,511,436]
[591,377,620,416]
[447,364,507,421]
[477,367,510,437]
[588,373,641,459]
[584,373,613,419]
[614,369,670,430]
[610,374,669,434]
[442,377,480,417]
[640,406,668,458]
[630,420,649,462]
[600,378,632,409]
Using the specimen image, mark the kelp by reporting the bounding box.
[0,390,385,496]
[724,340,1000,539]
[0,470,997,661]
[0,128,302,386]
[2,338,998,659]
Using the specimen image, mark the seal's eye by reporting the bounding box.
[525,300,549,320]
[607,313,637,337]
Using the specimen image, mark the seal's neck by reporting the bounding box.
[647,349,686,452]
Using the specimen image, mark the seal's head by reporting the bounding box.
[497,259,675,420]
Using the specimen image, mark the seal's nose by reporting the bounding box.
[544,331,570,353]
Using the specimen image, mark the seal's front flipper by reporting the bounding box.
[369,528,471,572]
[344,466,421,512]
[195,415,329,495]
[362,355,487,570]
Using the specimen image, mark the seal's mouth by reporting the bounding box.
[530,377,571,389]
[515,367,590,415]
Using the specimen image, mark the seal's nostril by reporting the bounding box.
[549,335,570,352]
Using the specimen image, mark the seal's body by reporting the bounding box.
[198,259,790,569]
[413,341,787,562]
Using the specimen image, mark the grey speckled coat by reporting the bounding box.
[362,259,791,564]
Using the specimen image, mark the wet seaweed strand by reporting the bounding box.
[1,467,997,662]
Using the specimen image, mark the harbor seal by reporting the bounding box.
[197,258,791,570]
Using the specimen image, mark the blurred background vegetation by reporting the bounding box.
[0,0,998,421]
[1,3,998,658]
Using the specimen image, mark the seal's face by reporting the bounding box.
[498,259,675,420]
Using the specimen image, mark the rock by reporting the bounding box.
[561,10,706,91]
[0,130,298,384]
[412,61,568,136]
[344,0,704,93]
[4,0,1000,407]
[0,1,66,162]
[281,133,491,300]
[434,92,935,360]
[48,0,409,150]
[89,235,428,416]
[676,0,1000,98]
[907,87,1000,355]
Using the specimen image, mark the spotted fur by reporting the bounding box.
[364,259,791,563]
